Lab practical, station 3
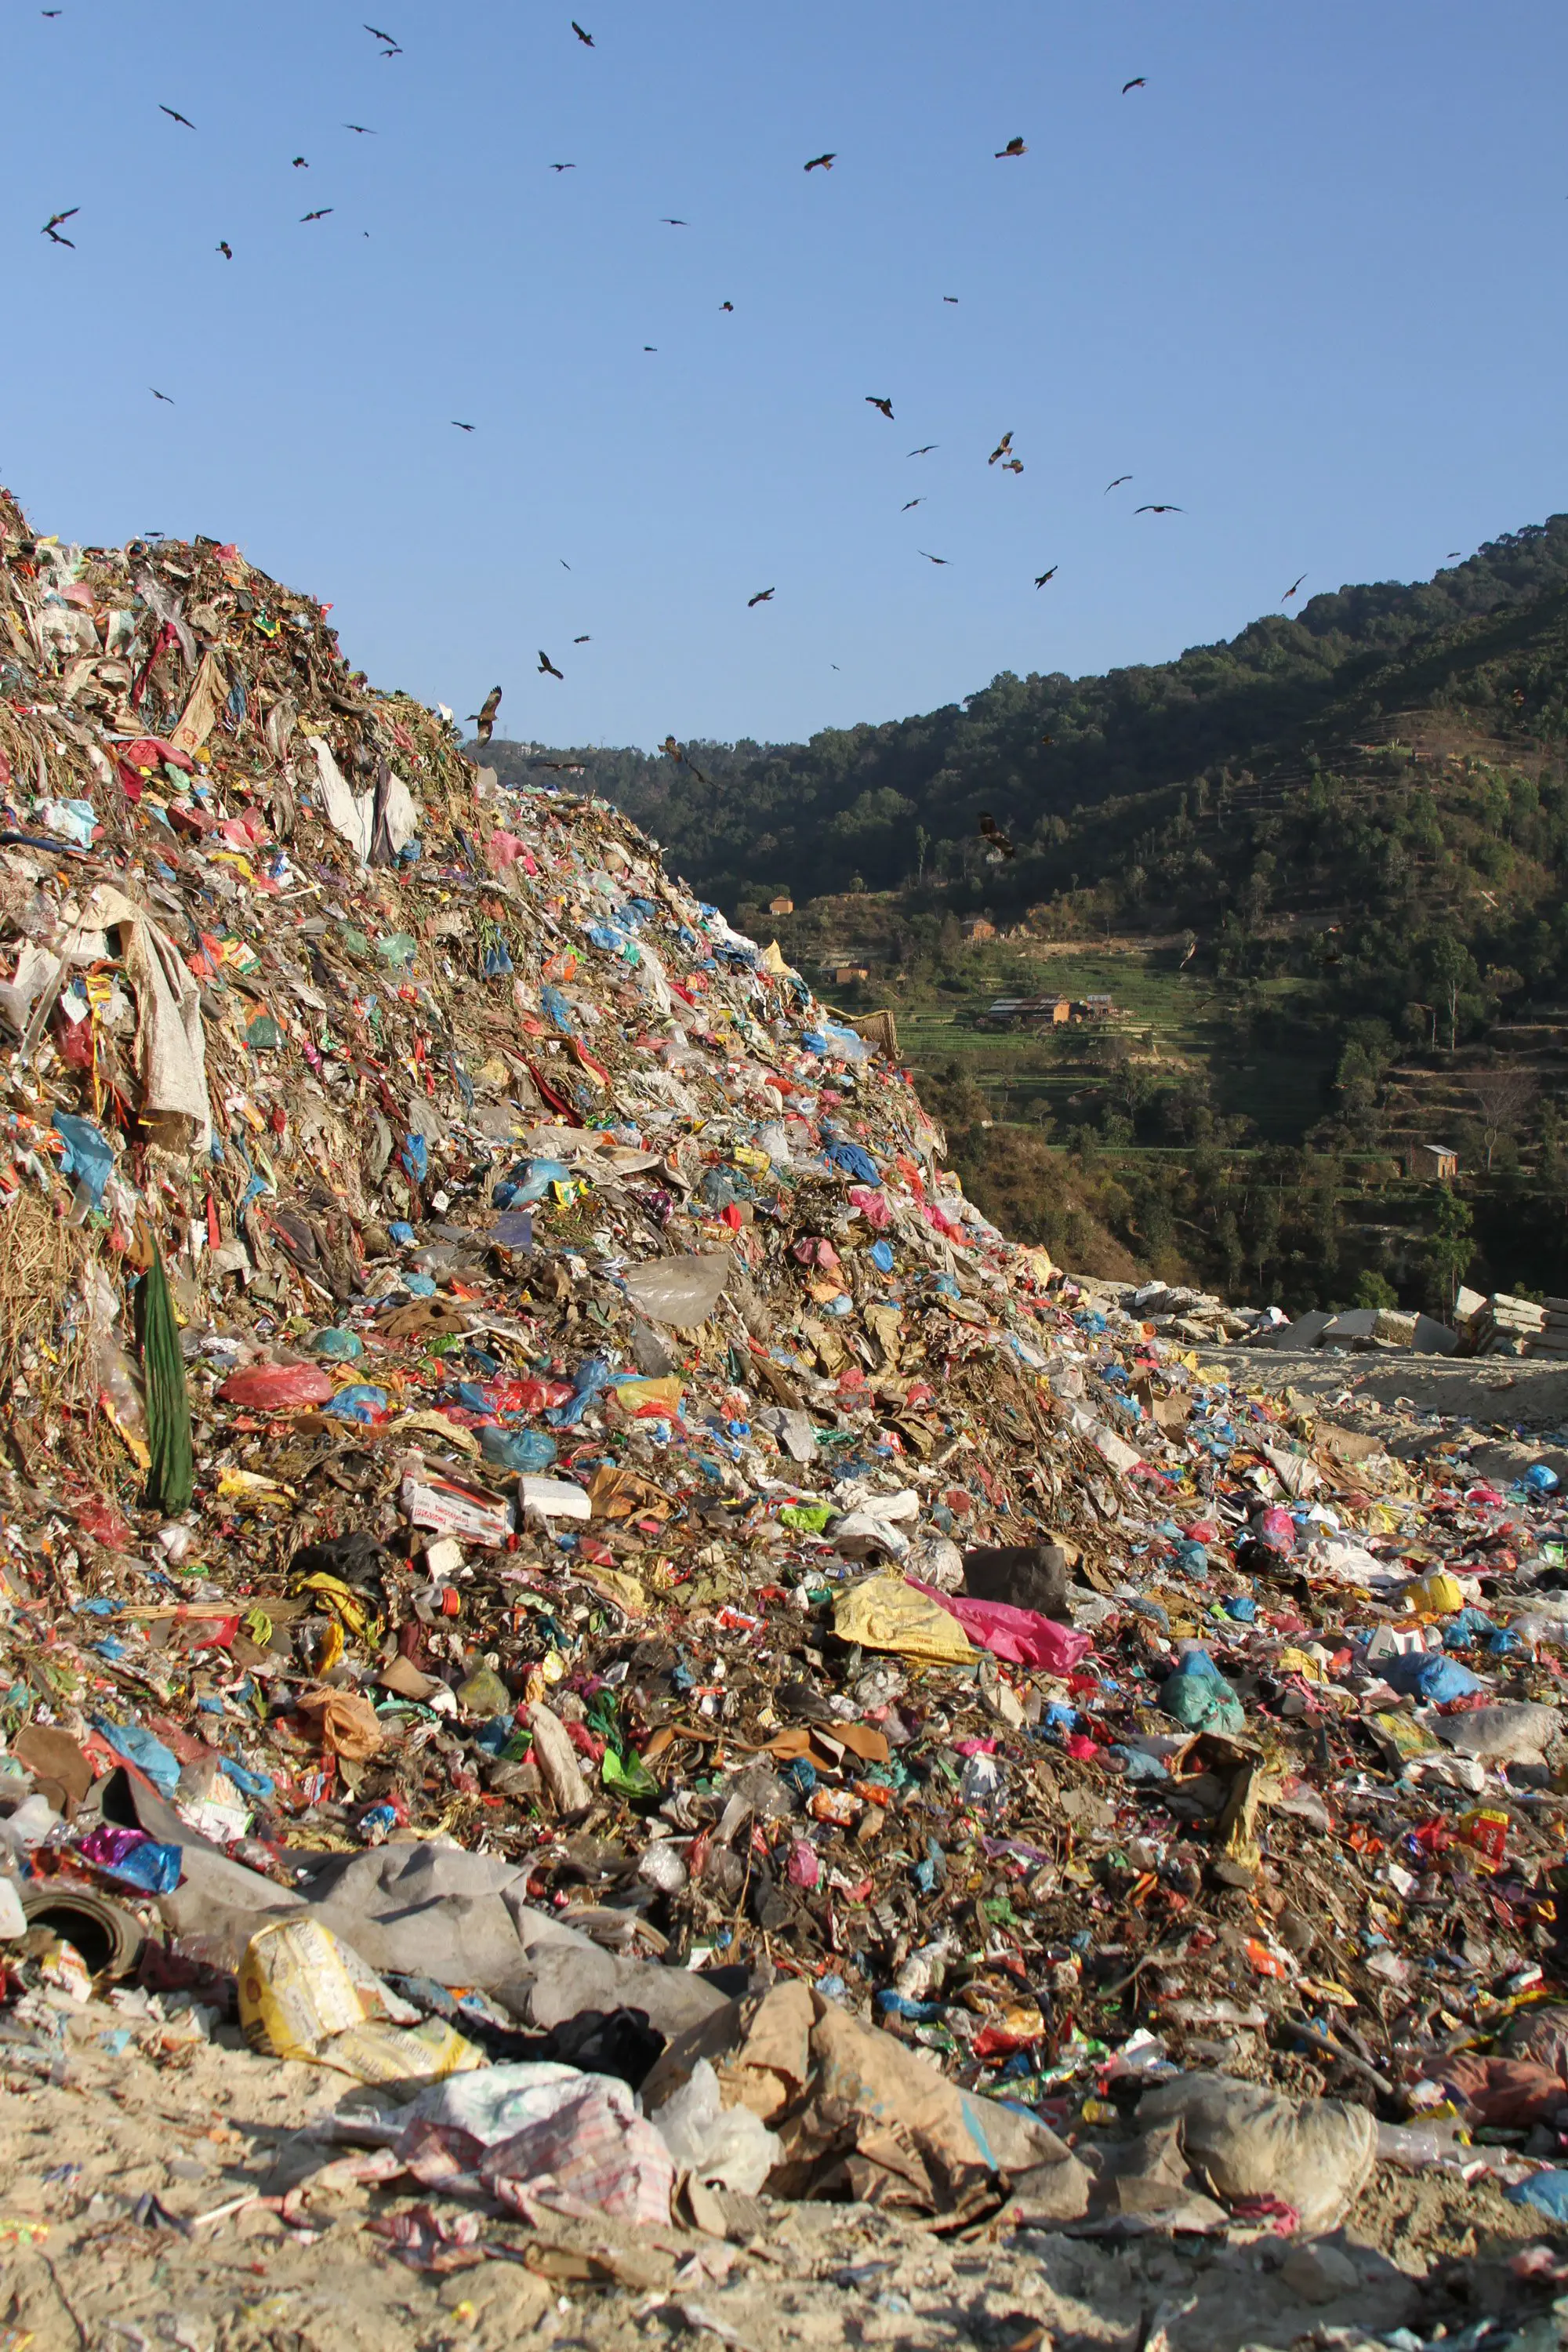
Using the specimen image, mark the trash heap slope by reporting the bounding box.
[3,492,1568,2300]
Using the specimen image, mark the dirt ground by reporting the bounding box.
[0,2002,1554,2352]
[1218,1346,1568,1436]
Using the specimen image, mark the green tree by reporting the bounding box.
[1422,1187,1475,1316]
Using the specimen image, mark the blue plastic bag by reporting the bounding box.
[93,1718,180,1798]
[99,1837,183,1895]
[53,1113,114,1206]
[322,1384,389,1423]
[1508,2170,1568,2219]
[824,1138,880,1185]
[313,1327,364,1362]
[1380,1650,1481,1704]
[1160,1651,1247,1734]
[545,1356,615,1428]
[478,1425,558,1472]
[493,1159,568,1208]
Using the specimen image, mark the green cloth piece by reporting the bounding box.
[141,1247,194,1514]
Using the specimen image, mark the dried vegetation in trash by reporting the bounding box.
[0,490,1564,2350]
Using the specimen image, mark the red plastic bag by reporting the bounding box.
[217,1363,334,1409]
[914,1583,1091,1673]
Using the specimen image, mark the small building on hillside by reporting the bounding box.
[831,964,869,985]
[768,895,795,916]
[1077,994,1116,1020]
[1408,1142,1460,1181]
[982,993,1072,1030]
[961,915,997,943]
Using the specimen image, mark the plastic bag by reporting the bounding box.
[53,1112,114,1205]
[398,2063,675,2227]
[1436,1701,1560,1762]
[622,1252,732,1327]
[239,1917,484,2082]
[217,1363,335,1409]
[834,1575,975,1664]
[917,1584,1090,1673]
[651,2057,782,2193]
[479,1425,558,1472]
[1160,1653,1247,1735]
[1137,2071,1376,2234]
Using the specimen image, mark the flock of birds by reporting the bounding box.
[27,17,1328,706]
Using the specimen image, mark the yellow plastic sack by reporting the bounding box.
[240,1918,369,2058]
[615,1375,684,1414]
[833,1574,974,1665]
[1407,1570,1464,1617]
[239,1918,486,2082]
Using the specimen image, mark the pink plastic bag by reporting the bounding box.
[913,1582,1091,1672]
[217,1363,335,1409]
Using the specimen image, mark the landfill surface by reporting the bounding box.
[0,493,1565,2351]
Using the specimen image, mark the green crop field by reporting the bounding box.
[830,946,1334,1145]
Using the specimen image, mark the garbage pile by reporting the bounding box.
[4,492,1568,2292]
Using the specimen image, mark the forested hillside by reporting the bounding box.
[485,519,1568,1315]
[488,516,1568,917]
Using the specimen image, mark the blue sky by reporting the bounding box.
[4,2,1566,749]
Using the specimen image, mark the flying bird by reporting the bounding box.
[1002,459,1024,474]
[1283,573,1307,601]
[293,156,309,167]
[41,208,78,235]
[804,153,836,171]
[572,20,594,43]
[643,344,657,351]
[978,814,1015,858]
[1122,76,1146,93]
[469,687,503,742]
[345,124,376,134]
[943,294,958,303]
[573,635,590,643]
[43,224,74,245]
[538,650,564,679]
[901,499,924,511]
[560,560,571,569]
[995,136,1026,158]
[720,300,734,310]
[1135,503,1183,514]
[1104,474,1132,492]
[866,395,894,419]
[659,217,688,226]
[452,420,476,431]
[365,22,397,40]
[301,208,333,221]
[549,162,575,170]
[1034,567,1058,587]
[908,444,937,456]
[1446,550,1462,559]
[160,105,196,129]
[661,735,709,784]
[151,387,175,404]
[918,550,949,564]
[747,588,775,607]
[217,240,232,259]
[988,431,1014,465]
